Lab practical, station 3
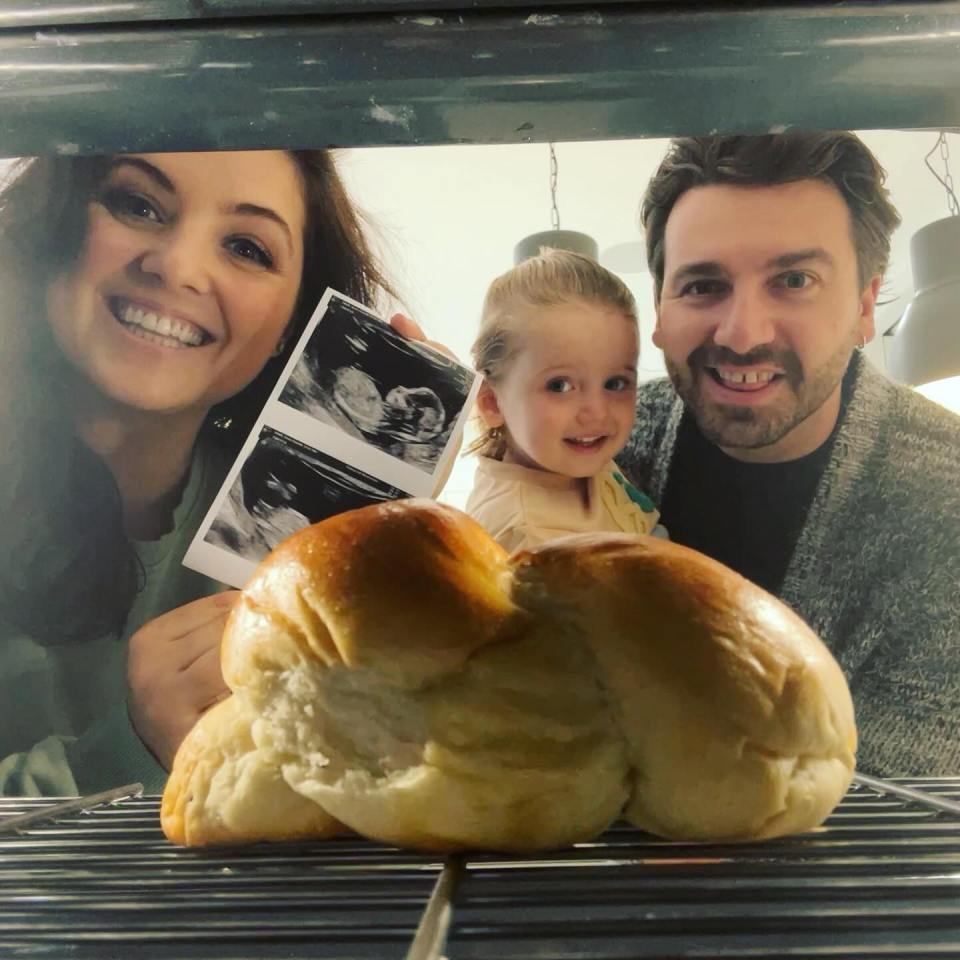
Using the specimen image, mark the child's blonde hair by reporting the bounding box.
[469,248,638,459]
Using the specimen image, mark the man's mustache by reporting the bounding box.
[687,343,803,386]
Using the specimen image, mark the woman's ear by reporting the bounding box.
[476,379,505,429]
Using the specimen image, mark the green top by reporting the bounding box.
[0,442,228,797]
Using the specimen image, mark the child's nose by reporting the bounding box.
[576,387,608,422]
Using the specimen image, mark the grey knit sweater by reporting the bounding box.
[619,351,960,777]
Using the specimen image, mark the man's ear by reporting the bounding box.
[858,275,881,345]
[476,379,505,429]
[651,286,664,350]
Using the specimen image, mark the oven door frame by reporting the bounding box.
[0,0,957,157]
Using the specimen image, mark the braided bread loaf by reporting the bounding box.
[161,498,856,850]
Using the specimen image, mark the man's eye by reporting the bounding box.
[779,271,812,290]
[101,187,162,224]
[226,236,274,269]
[681,279,726,297]
[545,378,573,393]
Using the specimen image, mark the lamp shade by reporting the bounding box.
[886,214,960,387]
[513,230,599,265]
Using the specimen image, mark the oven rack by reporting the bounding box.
[1,776,958,959]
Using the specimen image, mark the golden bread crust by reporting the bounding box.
[160,695,343,846]
[162,500,856,850]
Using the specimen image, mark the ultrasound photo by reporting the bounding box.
[279,294,475,474]
[205,426,409,563]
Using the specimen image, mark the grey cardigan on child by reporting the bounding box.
[619,351,960,777]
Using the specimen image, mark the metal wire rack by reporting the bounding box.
[1,776,959,959]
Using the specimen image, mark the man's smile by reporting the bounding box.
[707,365,784,393]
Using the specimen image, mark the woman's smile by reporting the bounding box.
[107,296,212,349]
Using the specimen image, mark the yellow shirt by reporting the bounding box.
[465,456,661,554]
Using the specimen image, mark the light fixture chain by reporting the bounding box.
[549,142,560,231]
[939,133,959,216]
[926,132,959,217]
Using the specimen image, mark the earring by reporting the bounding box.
[857,334,867,350]
[272,337,288,359]
[489,425,504,441]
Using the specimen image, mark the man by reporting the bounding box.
[619,132,960,778]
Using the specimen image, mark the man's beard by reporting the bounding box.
[664,337,855,451]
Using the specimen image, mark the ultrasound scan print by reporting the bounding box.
[280,295,474,474]
[205,426,409,562]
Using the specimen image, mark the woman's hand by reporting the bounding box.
[127,591,239,771]
[389,313,459,363]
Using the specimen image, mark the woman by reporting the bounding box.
[0,148,413,796]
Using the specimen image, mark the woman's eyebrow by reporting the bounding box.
[230,202,294,254]
[111,157,174,193]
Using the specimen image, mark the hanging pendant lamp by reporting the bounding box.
[514,143,599,265]
[514,229,599,265]
[886,133,960,414]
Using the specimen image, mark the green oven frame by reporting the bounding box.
[0,0,957,156]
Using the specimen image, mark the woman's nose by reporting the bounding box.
[135,228,213,295]
[712,287,776,354]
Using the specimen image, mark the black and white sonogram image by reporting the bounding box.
[205,426,409,562]
[280,294,475,474]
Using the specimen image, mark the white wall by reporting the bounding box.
[337,131,960,508]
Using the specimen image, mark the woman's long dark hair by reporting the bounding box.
[0,150,391,644]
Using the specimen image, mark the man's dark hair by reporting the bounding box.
[641,132,902,300]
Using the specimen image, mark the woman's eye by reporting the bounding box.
[226,236,274,269]
[605,376,632,392]
[101,187,162,224]
[545,377,573,393]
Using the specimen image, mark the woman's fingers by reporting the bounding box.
[388,312,426,340]
[136,590,240,644]
[187,643,233,713]
[127,592,237,770]
[389,313,460,363]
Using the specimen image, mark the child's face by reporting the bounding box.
[484,299,639,478]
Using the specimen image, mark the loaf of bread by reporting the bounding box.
[161,499,856,850]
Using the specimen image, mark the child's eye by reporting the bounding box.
[605,376,633,392]
[100,187,162,224]
[226,236,274,269]
[545,377,573,393]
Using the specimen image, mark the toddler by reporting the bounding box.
[465,249,666,552]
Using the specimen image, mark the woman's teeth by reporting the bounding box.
[118,304,205,347]
[566,436,604,448]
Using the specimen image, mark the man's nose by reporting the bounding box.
[712,287,776,354]
[135,227,213,295]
